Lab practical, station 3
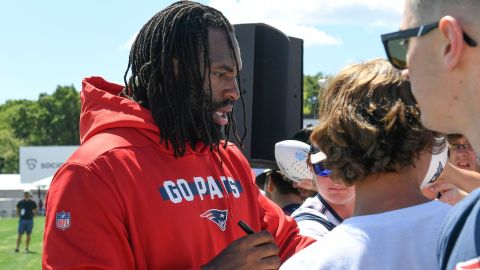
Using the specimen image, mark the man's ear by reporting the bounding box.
[438,16,465,70]
[265,177,275,193]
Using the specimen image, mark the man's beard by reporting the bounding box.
[210,98,235,137]
[189,90,235,142]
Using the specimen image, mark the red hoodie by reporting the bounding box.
[42,77,314,269]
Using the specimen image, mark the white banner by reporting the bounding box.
[19,146,78,183]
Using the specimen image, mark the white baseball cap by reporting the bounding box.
[274,140,314,182]
[309,148,327,164]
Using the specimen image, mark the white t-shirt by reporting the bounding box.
[281,200,451,270]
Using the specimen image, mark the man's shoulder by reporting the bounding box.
[220,141,241,153]
[68,129,156,166]
[454,188,480,211]
[218,141,249,162]
[439,188,480,269]
[441,189,480,227]
[280,225,357,269]
[292,196,323,217]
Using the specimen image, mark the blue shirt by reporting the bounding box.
[437,188,480,269]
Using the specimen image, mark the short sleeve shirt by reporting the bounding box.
[437,188,480,270]
[17,200,37,220]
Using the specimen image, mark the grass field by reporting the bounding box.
[0,217,44,270]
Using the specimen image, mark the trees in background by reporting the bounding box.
[303,72,328,118]
[0,100,30,173]
[0,85,80,173]
[0,130,21,173]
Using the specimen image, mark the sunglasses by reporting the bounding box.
[312,161,331,177]
[308,145,331,177]
[381,22,477,69]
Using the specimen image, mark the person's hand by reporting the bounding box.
[428,181,468,205]
[435,161,456,185]
[201,231,280,270]
[421,161,464,200]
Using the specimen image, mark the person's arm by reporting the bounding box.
[201,231,281,270]
[200,183,314,270]
[43,164,134,270]
[437,161,480,192]
[256,190,316,262]
[428,181,468,205]
[240,155,315,262]
[201,147,314,269]
[16,202,20,217]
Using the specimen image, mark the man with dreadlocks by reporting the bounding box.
[42,1,314,269]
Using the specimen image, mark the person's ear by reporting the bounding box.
[265,177,275,193]
[438,16,465,70]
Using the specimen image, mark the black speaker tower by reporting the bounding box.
[232,23,303,168]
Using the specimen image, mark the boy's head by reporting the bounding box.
[311,59,444,185]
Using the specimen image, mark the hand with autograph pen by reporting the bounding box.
[201,220,281,270]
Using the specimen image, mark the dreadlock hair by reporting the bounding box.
[123,1,246,158]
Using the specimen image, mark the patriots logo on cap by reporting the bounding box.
[56,211,71,230]
[295,151,306,161]
[200,209,228,231]
[427,161,443,184]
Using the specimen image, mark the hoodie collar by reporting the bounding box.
[80,76,214,156]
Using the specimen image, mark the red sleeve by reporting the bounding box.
[253,170,316,262]
[43,164,134,270]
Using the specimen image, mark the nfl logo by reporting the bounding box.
[56,211,71,230]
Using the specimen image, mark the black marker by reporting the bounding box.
[238,220,255,235]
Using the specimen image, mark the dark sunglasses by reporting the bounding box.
[312,162,331,177]
[308,145,331,177]
[381,22,477,69]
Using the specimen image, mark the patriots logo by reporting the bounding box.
[427,161,444,184]
[200,209,228,231]
[295,151,306,161]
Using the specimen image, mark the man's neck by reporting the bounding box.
[353,170,429,216]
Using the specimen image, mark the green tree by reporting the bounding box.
[303,72,327,118]
[10,85,80,146]
[0,130,22,173]
[0,99,31,173]
[0,85,80,173]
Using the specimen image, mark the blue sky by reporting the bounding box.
[0,0,404,105]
